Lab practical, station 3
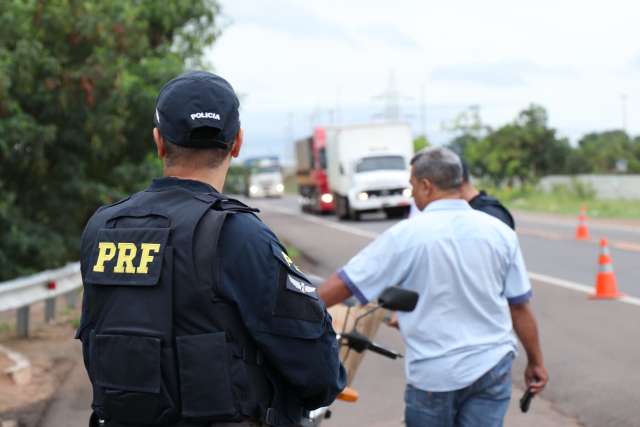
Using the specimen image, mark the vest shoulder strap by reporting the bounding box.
[193,193,260,214]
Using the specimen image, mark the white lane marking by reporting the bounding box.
[527,272,592,294]
[260,204,378,239]
[527,272,640,307]
[259,203,640,307]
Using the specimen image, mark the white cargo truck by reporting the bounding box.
[244,156,284,198]
[326,123,413,220]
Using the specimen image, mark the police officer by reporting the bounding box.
[76,71,346,427]
[459,160,515,229]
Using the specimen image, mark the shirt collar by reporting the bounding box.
[423,198,471,213]
[147,176,219,193]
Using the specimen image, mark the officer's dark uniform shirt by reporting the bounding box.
[78,177,346,426]
[468,190,515,230]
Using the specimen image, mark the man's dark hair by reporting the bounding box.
[163,127,233,168]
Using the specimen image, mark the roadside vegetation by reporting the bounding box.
[486,182,640,220]
[441,105,640,220]
[447,105,640,183]
[0,1,222,280]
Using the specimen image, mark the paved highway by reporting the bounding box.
[41,195,639,427]
[249,195,640,427]
[255,196,640,300]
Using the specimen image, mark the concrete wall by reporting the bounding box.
[538,175,640,200]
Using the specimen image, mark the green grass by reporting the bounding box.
[0,322,11,335]
[488,185,640,220]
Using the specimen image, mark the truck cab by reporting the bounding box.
[296,128,335,214]
[244,157,284,198]
[327,123,413,220]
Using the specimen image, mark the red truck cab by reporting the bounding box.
[295,127,335,214]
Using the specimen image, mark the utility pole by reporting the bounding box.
[285,112,294,165]
[328,108,335,125]
[372,70,415,124]
[419,83,427,137]
[336,85,342,126]
[621,93,628,132]
[308,108,319,130]
[372,70,404,121]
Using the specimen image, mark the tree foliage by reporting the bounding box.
[413,134,430,153]
[0,0,222,280]
[448,104,640,186]
[577,130,640,173]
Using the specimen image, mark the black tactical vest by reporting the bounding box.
[77,187,275,426]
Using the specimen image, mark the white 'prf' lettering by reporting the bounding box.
[190,112,221,120]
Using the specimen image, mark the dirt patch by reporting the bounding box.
[0,297,82,427]
[0,353,11,374]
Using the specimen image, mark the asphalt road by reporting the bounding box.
[254,195,640,299]
[40,195,640,427]
[248,195,640,427]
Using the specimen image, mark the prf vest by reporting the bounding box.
[77,187,276,426]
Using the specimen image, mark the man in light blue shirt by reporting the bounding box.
[319,147,547,427]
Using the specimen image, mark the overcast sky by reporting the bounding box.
[206,0,640,163]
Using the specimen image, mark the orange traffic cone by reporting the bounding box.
[575,207,589,240]
[590,239,623,300]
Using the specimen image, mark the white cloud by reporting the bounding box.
[208,0,640,161]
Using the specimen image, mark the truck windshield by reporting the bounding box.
[355,156,406,173]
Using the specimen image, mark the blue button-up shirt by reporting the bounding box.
[339,199,531,391]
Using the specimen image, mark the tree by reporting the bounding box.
[463,105,572,185]
[577,130,640,173]
[0,0,222,280]
[413,135,430,153]
[444,105,489,175]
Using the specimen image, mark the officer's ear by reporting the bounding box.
[153,128,167,160]
[230,128,244,158]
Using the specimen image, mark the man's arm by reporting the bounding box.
[218,215,346,409]
[318,272,353,307]
[510,302,548,394]
[320,225,411,308]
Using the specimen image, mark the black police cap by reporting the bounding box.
[153,71,240,149]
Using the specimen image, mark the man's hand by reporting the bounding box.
[510,302,548,395]
[384,312,399,329]
[525,362,548,395]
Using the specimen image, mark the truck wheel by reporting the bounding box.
[336,196,350,220]
[348,205,361,221]
[385,207,408,219]
[307,191,318,214]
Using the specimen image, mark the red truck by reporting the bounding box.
[295,127,335,214]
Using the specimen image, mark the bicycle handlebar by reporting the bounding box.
[340,331,403,359]
[367,341,403,359]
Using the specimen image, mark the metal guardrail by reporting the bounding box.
[0,262,82,337]
[0,266,324,338]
